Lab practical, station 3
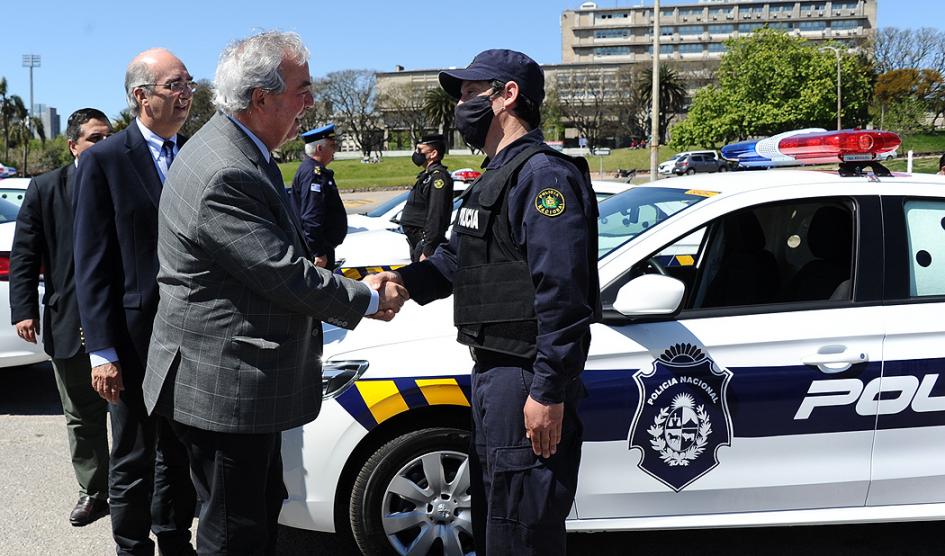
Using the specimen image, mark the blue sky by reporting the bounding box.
[0,0,941,123]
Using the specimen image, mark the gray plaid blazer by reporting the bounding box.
[143,113,372,433]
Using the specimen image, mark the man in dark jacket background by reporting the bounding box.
[9,107,112,526]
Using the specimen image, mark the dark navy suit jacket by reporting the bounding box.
[9,163,84,359]
[73,122,185,379]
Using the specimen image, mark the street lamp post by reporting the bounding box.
[650,0,660,182]
[820,46,841,130]
[21,54,41,137]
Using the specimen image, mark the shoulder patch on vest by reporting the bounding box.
[535,188,566,217]
[433,178,446,189]
[313,166,322,175]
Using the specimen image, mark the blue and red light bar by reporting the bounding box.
[721,129,901,168]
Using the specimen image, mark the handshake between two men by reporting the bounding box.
[362,271,409,321]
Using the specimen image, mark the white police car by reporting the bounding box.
[279,129,945,555]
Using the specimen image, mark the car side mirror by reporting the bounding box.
[612,274,685,317]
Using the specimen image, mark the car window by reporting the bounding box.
[0,188,26,207]
[688,199,855,309]
[364,192,409,217]
[0,198,19,222]
[903,199,945,297]
[597,187,712,259]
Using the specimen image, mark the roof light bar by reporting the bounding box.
[721,129,902,169]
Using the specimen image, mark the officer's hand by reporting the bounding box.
[524,396,564,458]
[91,362,124,404]
[363,272,409,321]
[14,319,40,344]
[313,255,328,268]
[419,253,428,262]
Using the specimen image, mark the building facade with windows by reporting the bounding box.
[562,0,876,65]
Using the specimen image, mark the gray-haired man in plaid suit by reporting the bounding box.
[142,31,407,554]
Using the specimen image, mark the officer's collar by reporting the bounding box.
[485,128,544,170]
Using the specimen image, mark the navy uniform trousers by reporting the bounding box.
[469,355,583,556]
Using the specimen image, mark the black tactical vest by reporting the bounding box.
[452,144,600,359]
[401,163,447,228]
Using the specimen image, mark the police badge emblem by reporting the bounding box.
[535,188,565,217]
[628,343,733,492]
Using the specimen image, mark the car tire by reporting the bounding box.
[349,427,473,556]
[685,168,696,175]
[718,165,729,172]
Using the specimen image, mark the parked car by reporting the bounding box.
[658,150,718,176]
[673,152,730,175]
[0,196,48,368]
[279,130,945,556]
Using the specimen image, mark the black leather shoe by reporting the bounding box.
[70,495,109,526]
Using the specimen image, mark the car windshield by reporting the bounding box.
[364,192,409,217]
[597,186,712,259]
[0,198,20,223]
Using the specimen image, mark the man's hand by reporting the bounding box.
[362,271,409,321]
[419,253,428,262]
[14,319,40,344]
[91,362,124,404]
[313,255,328,268]
[524,395,564,458]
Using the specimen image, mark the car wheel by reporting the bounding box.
[350,427,474,556]
[685,168,696,175]
[718,165,728,172]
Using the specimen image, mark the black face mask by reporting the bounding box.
[411,151,426,167]
[454,94,495,150]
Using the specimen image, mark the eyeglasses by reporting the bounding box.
[138,80,198,95]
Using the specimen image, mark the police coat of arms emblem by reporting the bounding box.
[629,343,733,492]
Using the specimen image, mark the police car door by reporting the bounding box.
[867,190,945,508]
[575,189,884,520]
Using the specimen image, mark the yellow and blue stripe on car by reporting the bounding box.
[336,376,472,430]
[336,265,406,280]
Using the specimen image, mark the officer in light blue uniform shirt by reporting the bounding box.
[290,123,347,269]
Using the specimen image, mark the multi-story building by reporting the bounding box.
[31,104,60,139]
[561,0,876,65]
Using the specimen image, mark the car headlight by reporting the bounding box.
[322,360,369,399]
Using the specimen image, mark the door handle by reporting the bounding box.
[802,349,868,374]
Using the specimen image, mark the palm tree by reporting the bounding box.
[637,65,689,145]
[2,95,27,170]
[423,88,456,148]
[0,78,16,163]
[112,109,134,132]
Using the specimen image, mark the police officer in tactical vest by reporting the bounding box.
[290,123,346,269]
[401,134,453,262]
[374,49,601,555]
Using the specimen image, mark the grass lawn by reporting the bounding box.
[279,132,945,189]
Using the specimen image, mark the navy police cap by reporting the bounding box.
[438,49,544,106]
[301,123,336,143]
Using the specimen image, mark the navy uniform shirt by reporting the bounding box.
[400,129,598,404]
[289,156,347,261]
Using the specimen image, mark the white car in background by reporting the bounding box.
[337,180,633,277]
[0,193,48,368]
[281,130,945,556]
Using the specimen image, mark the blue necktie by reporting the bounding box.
[159,140,175,183]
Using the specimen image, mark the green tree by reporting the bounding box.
[423,87,456,148]
[180,79,215,137]
[670,29,873,148]
[112,109,134,132]
[541,87,565,142]
[637,65,688,145]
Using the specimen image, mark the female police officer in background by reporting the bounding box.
[376,49,600,555]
